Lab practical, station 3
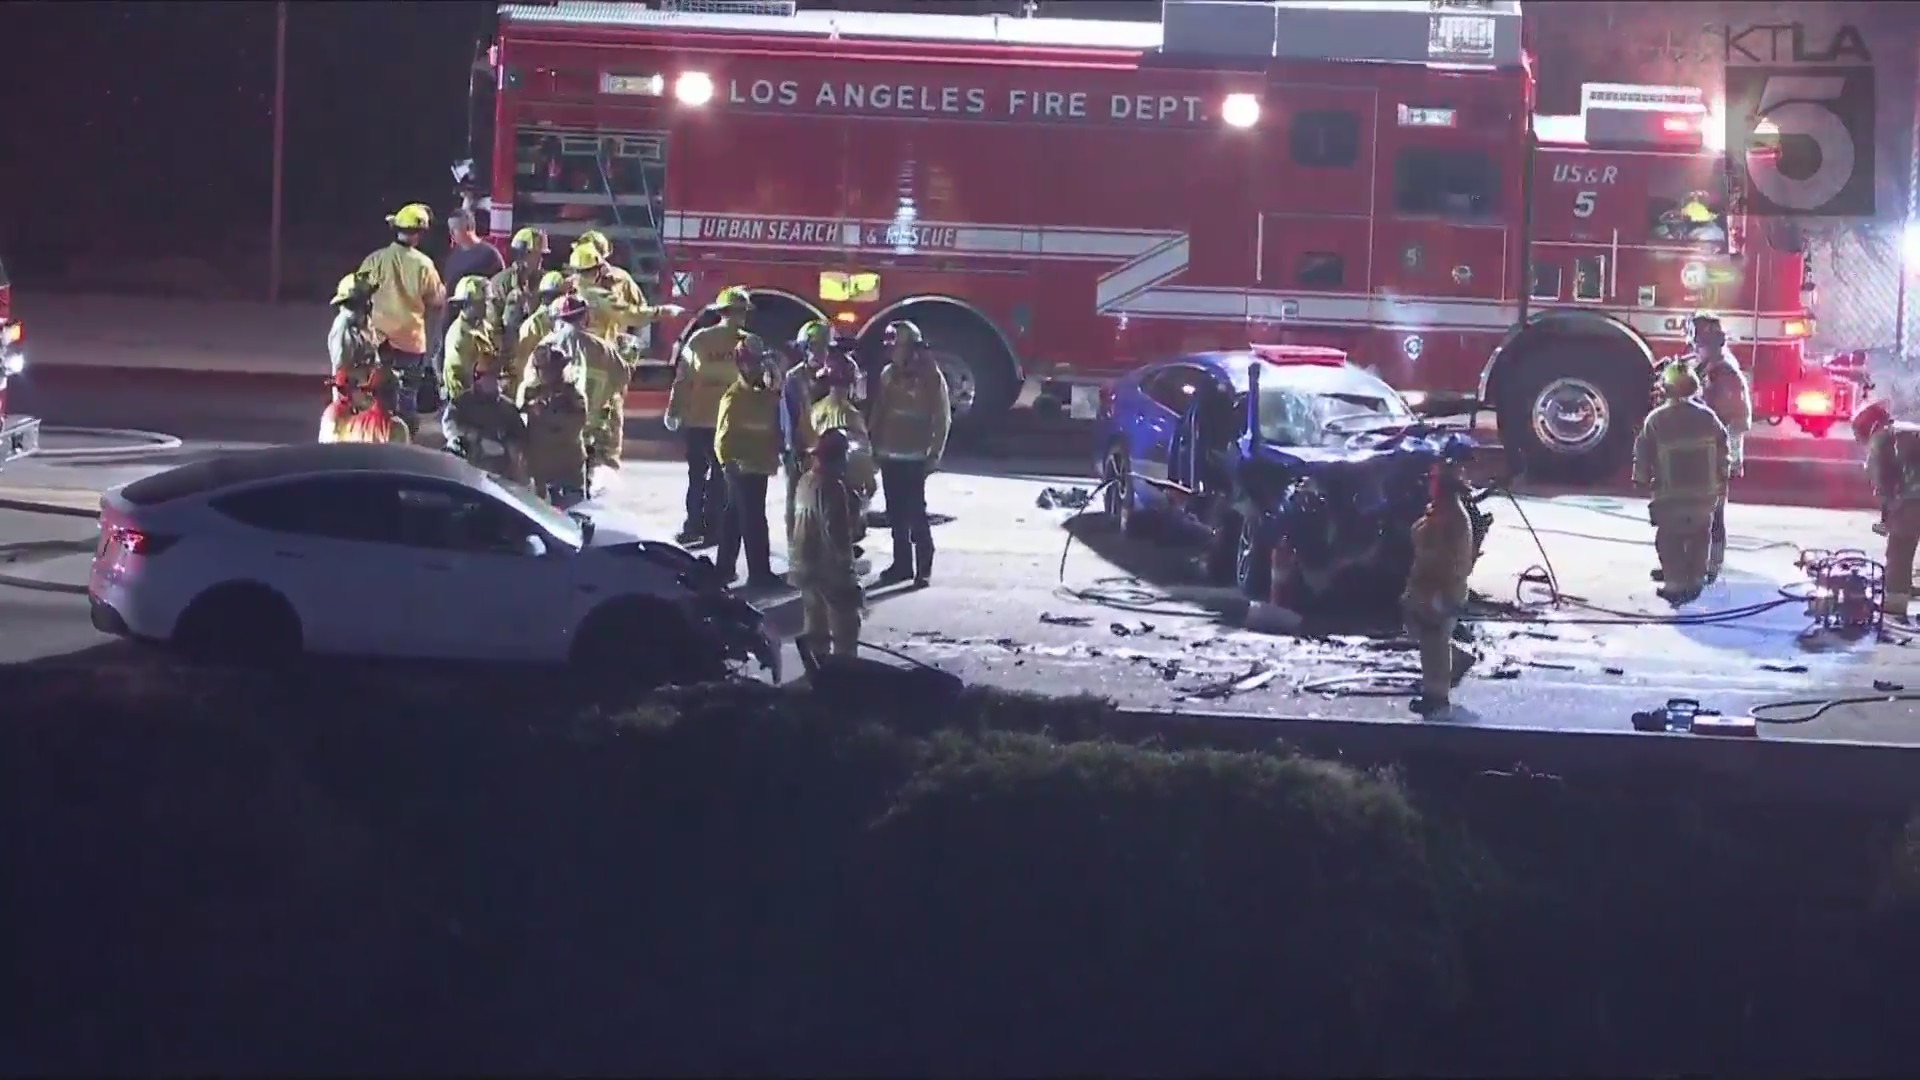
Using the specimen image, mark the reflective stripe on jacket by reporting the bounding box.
[1632,398,1730,506]
[441,318,499,395]
[1697,356,1754,472]
[357,243,446,355]
[1869,424,1920,502]
[715,379,784,474]
[669,324,751,430]
[790,469,858,586]
[328,309,378,379]
[1403,492,1474,615]
[870,362,952,462]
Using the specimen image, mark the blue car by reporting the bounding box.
[1093,346,1491,608]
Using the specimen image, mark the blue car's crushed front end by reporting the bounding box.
[1238,430,1492,607]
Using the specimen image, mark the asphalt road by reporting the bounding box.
[3,424,1918,745]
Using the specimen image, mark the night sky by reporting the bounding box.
[0,0,1094,281]
[0,0,491,277]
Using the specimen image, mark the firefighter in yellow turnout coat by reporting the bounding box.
[1633,362,1731,603]
[1866,419,1920,618]
[791,427,864,671]
[1403,455,1479,718]
[541,291,626,475]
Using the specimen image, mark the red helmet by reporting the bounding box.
[1852,399,1892,446]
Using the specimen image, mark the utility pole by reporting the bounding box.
[268,0,287,304]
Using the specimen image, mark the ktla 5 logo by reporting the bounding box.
[1724,25,1876,217]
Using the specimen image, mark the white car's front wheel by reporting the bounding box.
[569,597,723,686]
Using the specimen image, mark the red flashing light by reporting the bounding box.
[1250,344,1347,367]
[1793,389,1834,417]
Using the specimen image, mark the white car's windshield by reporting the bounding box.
[489,477,584,548]
[1255,366,1412,446]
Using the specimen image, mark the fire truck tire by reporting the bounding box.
[1498,348,1648,482]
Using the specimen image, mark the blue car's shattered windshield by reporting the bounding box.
[1255,366,1413,446]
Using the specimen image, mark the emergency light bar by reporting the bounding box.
[1575,82,1709,150]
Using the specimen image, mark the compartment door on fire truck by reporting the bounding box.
[1372,109,1514,385]
[513,127,670,304]
[1255,87,1375,354]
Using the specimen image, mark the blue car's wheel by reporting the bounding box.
[1234,514,1273,600]
[1101,447,1145,537]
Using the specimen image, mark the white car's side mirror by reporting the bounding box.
[523,535,548,558]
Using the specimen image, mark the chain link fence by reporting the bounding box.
[1808,227,1905,357]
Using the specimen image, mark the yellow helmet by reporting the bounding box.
[451,275,489,305]
[330,271,376,306]
[538,270,567,295]
[577,230,612,258]
[884,319,925,347]
[715,285,753,311]
[510,227,549,254]
[386,203,432,230]
[1660,360,1699,392]
[567,244,605,272]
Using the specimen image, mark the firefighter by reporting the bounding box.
[327,271,379,384]
[869,320,951,587]
[1403,449,1479,719]
[1633,361,1731,603]
[356,203,448,425]
[667,286,756,545]
[810,354,877,548]
[712,340,789,590]
[487,227,549,344]
[568,237,682,341]
[790,427,864,671]
[334,367,412,445]
[444,362,528,481]
[566,243,682,464]
[1690,313,1750,583]
[440,276,499,400]
[320,369,357,443]
[512,270,570,403]
[780,321,831,544]
[520,345,591,503]
[1862,413,1920,619]
[542,291,626,476]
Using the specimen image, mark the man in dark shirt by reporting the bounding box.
[437,209,506,352]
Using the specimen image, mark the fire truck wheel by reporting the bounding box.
[1500,351,1646,482]
[912,312,1016,425]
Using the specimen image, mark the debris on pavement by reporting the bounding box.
[1035,486,1095,511]
[1874,679,1906,692]
[1108,620,1155,637]
[1038,612,1093,627]
[1241,602,1305,636]
[1602,665,1625,676]
[1760,661,1809,674]
[1182,663,1281,701]
[1486,662,1523,680]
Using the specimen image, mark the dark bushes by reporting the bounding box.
[0,666,1915,1075]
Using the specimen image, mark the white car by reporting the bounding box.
[88,442,779,679]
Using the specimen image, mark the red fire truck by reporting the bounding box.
[479,0,1818,480]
